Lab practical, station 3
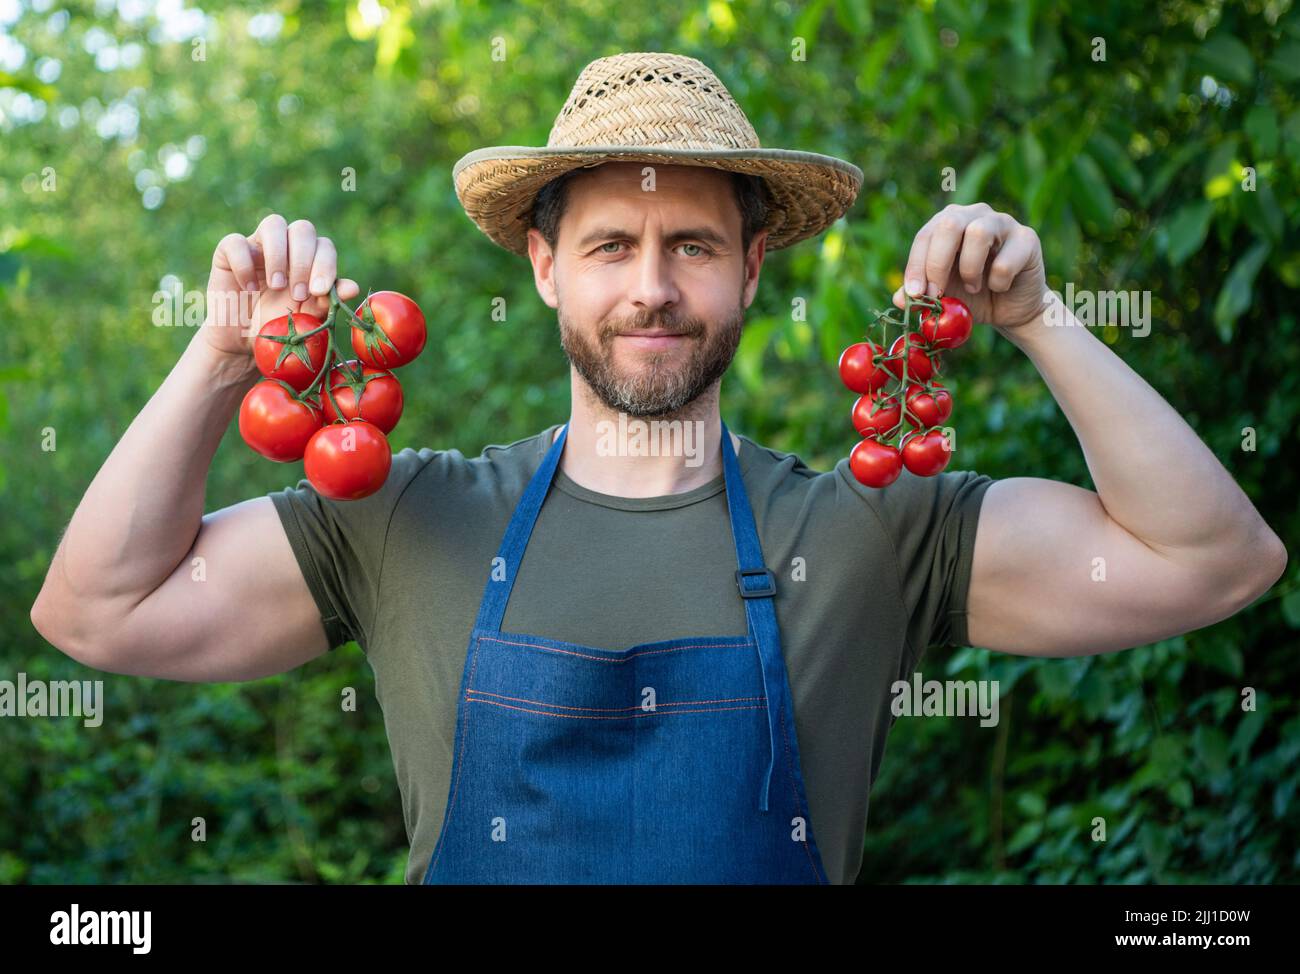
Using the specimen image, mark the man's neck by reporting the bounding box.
[554,379,741,498]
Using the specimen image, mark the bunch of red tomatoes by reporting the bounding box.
[838,294,972,488]
[238,284,426,500]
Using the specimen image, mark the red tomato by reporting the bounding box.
[304,420,393,500]
[838,341,890,394]
[238,380,323,462]
[918,296,973,350]
[901,429,953,476]
[849,437,902,488]
[851,391,901,437]
[884,333,938,382]
[320,360,404,434]
[351,291,427,369]
[904,381,953,429]
[254,312,330,391]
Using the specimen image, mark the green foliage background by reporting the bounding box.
[2,0,1297,883]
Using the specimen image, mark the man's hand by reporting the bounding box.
[891,202,1048,331]
[202,213,361,379]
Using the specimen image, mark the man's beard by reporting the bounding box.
[559,298,745,418]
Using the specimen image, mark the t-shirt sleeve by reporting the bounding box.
[267,446,435,652]
[842,463,995,670]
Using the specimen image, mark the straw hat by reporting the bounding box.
[452,51,864,258]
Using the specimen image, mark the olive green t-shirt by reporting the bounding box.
[268,424,994,885]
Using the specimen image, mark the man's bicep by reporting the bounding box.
[110,497,332,682]
[965,477,1242,657]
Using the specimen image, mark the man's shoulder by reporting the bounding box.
[390,423,560,493]
[736,432,835,492]
[736,430,993,522]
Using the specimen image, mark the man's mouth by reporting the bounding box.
[614,329,693,351]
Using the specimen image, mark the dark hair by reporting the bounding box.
[529,165,770,257]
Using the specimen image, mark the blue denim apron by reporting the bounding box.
[422,421,829,884]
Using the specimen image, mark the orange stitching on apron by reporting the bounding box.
[466,698,766,720]
[478,634,751,662]
[466,689,767,712]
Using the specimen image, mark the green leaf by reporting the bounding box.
[1266,42,1300,82]
[0,70,56,99]
[1020,129,1046,181]
[1051,203,1082,278]
[1281,588,1300,628]
[1212,240,1271,342]
[1167,780,1193,808]
[1163,200,1214,266]
[952,152,998,205]
[942,70,975,122]
[1244,105,1279,157]
[1202,135,1241,190]
[1086,133,1143,199]
[1007,821,1043,855]
[1229,710,1265,760]
[1017,792,1047,817]
[1147,735,1186,782]
[1024,161,1061,227]
[1144,138,1205,205]
[1069,153,1116,228]
[1140,822,1173,871]
[0,252,18,285]
[902,8,936,71]
[1193,630,1244,677]
[833,0,872,35]
[1006,0,1034,57]
[793,0,830,47]
[858,34,894,93]
[1191,33,1255,87]
[1193,726,1230,776]
[735,316,779,393]
[1275,778,1297,819]
[1237,179,1284,244]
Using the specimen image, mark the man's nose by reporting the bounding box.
[626,244,681,310]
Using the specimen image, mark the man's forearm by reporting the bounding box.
[994,292,1283,567]
[43,331,259,612]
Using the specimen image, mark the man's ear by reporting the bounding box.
[528,228,559,310]
[742,227,768,309]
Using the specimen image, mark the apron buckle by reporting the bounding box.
[735,567,777,599]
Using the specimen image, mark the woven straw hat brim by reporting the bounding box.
[453,144,863,258]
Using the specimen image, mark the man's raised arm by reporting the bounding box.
[891,202,1287,657]
[30,215,361,681]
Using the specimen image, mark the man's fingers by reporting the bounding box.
[902,227,932,298]
[246,241,267,291]
[922,209,971,298]
[956,215,1010,294]
[302,278,361,320]
[308,237,338,297]
[215,233,259,293]
[252,213,289,291]
[988,226,1039,292]
[287,219,317,302]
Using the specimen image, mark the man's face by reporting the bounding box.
[528,162,766,418]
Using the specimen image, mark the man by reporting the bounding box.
[31,52,1286,885]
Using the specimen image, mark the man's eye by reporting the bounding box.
[595,241,711,256]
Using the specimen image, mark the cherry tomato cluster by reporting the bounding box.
[238,285,427,500]
[837,294,973,488]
